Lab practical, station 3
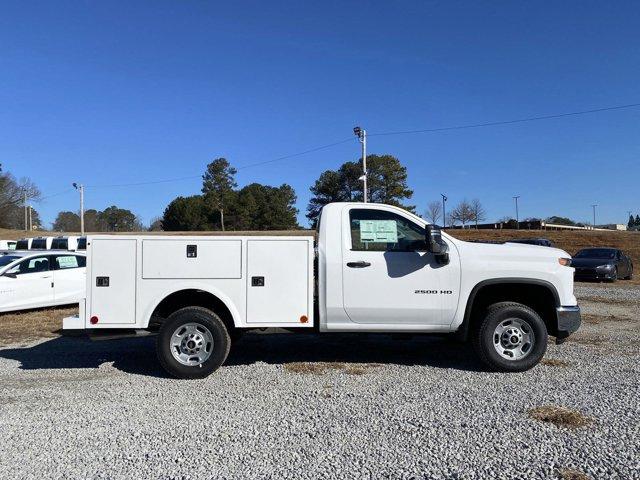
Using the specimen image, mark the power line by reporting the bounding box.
[368,102,640,137]
[39,188,75,200]
[85,137,355,188]
[38,101,640,193]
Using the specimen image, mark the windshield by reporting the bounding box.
[574,248,616,259]
[0,255,20,268]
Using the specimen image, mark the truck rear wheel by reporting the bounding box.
[157,306,231,379]
[472,302,547,372]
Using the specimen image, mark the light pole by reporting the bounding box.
[24,190,28,232]
[353,126,367,203]
[441,193,447,228]
[513,195,520,229]
[73,183,85,235]
[591,204,597,230]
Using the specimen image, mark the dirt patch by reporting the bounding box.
[567,333,607,346]
[580,296,638,307]
[0,306,77,347]
[284,362,381,375]
[541,358,570,367]
[528,405,593,429]
[582,314,624,325]
[558,468,591,480]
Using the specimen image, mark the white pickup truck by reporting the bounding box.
[63,202,581,379]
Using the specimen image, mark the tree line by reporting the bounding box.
[5,157,633,233]
[52,207,144,232]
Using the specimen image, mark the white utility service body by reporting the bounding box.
[66,236,314,330]
[64,202,581,378]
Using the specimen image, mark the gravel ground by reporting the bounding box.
[0,285,639,479]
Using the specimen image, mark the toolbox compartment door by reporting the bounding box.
[142,239,242,279]
[246,239,311,325]
[90,238,137,325]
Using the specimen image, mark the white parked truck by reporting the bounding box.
[63,202,581,379]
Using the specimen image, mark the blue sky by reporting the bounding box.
[1,1,639,228]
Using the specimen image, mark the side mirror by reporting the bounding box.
[425,224,450,265]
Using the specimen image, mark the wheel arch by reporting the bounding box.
[146,287,240,333]
[458,278,560,340]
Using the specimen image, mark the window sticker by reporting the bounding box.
[359,220,398,243]
[57,256,79,269]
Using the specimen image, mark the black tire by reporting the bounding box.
[610,267,618,283]
[157,306,230,379]
[472,302,548,372]
[624,267,633,280]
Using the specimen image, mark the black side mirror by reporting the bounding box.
[425,224,450,265]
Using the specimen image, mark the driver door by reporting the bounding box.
[1,256,54,311]
[341,206,459,326]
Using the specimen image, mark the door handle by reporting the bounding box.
[347,261,371,268]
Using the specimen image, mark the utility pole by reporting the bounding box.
[24,190,28,232]
[73,183,85,235]
[513,195,520,229]
[28,205,32,231]
[591,204,597,230]
[353,126,367,203]
[441,193,447,228]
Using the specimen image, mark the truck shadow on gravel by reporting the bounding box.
[0,332,482,378]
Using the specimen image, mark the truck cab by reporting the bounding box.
[63,202,581,379]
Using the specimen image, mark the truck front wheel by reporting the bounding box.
[157,306,231,379]
[472,302,547,372]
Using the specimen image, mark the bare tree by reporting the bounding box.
[449,199,475,228]
[0,164,41,228]
[470,198,486,228]
[425,201,442,224]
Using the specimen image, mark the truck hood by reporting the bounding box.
[455,239,569,263]
[450,237,576,306]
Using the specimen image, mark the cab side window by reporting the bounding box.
[9,257,50,275]
[54,255,86,269]
[350,209,427,252]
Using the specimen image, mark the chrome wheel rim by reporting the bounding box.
[170,323,214,366]
[493,318,535,361]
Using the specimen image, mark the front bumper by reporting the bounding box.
[555,305,581,342]
[574,269,615,281]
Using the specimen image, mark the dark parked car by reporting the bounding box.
[572,248,634,282]
[507,238,556,247]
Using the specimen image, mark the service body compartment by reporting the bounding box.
[142,239,242,279]
[89,238,137,325]
[246,239,313,325]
